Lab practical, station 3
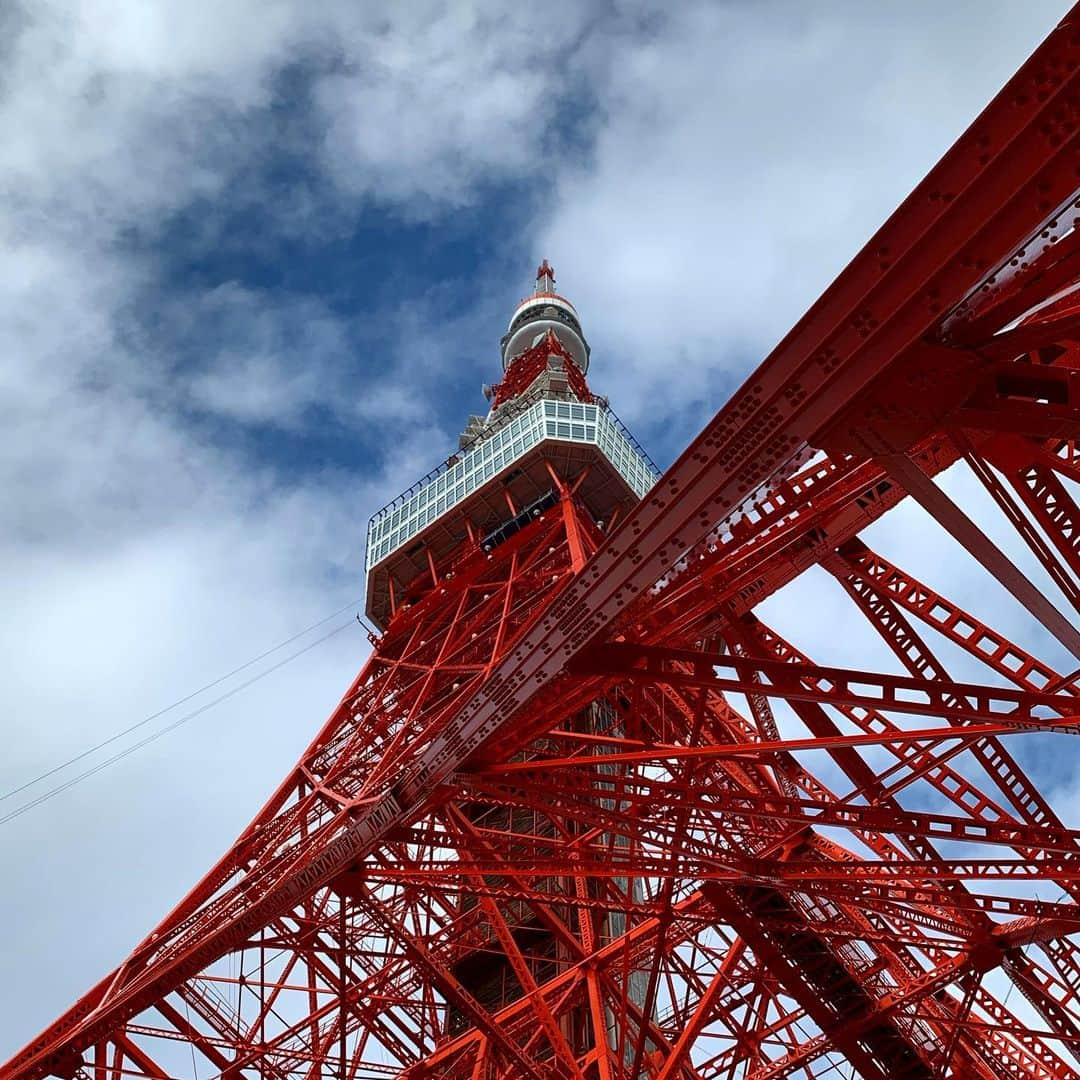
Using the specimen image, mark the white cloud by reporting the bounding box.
[312,2,594,211]
[536,1,1073,430]
[0,0,558,1048]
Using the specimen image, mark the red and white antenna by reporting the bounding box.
[535,258,556,294]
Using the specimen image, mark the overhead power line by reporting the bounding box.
[1,604,364,827]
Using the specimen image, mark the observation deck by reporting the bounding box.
[364,391,657,629]
[364,261,658,630]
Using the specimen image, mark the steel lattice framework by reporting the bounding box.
[6,8,1080,1080]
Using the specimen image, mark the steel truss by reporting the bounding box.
[5,7,1080,1080]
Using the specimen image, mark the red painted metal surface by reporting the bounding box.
[490,329,593,411]
[5,7,1080,1078]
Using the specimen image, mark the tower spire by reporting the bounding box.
[535,258,556,294]
[500,260,589,372]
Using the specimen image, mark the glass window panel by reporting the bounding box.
[369,398,657,570]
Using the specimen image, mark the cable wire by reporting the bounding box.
[1,597,363,805]
[0,616,359,827]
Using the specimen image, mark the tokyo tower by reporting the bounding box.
[6,7,1080,1078]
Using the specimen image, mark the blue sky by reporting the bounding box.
[1,0,1075,1059]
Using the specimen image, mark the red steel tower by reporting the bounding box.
[6,9,1080,1078]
